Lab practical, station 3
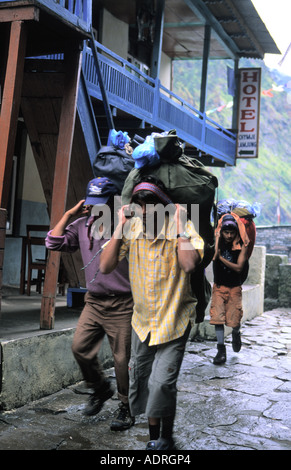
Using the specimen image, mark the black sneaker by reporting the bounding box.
[232,330,242,352]
[110,403,135,431]
[83,383,114,416]
[145,437,176,450]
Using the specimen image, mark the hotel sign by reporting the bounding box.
[236,68,261,158]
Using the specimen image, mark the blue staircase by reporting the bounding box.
[79,39,236,166]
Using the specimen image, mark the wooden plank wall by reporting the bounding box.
[21,68,94,288]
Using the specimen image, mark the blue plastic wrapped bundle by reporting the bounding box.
[233,200,261,218]
[217,198,261,219]
[132,134,160,169]
[217,198,237,216]
[108,129,130,149]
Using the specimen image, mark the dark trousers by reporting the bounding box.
[129,323,191,417]
[72,292,133,403]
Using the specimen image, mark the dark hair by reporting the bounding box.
[131,175,169,206]
[221,214,238,232]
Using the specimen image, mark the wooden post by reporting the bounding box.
[40,45,82,329]
[199,24,211,115]
[0,21,27,208]
[0,21,27,309]
[150,0,165,80]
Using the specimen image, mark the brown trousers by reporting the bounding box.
[72,292,133,404]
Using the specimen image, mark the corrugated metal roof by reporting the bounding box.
[95,0,280,60]
[231,0,280,54]
[179,0,281,59]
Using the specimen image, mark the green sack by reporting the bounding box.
[122,154,218,251]
[153,129,183,162]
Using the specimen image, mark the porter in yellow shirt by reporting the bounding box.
[118,216,204,345]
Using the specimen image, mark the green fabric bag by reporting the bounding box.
[153,129,183,162]
[122,154,218,251]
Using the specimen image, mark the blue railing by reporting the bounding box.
[82,41,236,165]
[6,0,236,164]
[0,0,92,32]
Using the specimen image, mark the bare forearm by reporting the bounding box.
[175,204,201,272]
[177,239,200,273]
[218,254,245,273]
[50,212,72,236]
[50,200,86,237]
[99,223,123,273]
[219,244,248,273]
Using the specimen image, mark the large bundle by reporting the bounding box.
[93,145,134,194]
[122,154,218,266]
[217,198,261,259]
[93,130,144,193]
[217,198,261,220]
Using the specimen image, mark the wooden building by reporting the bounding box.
[0,0,279,328]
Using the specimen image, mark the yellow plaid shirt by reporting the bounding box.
[118,216,204,345]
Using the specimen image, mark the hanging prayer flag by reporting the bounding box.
[272,84,284,92]
[217,104,226,112]
[262,89,274,97]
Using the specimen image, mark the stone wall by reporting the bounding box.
[256,225,291,261]
[264,254,291,309]
[0,331,113,410]
[254,225,291,309]
[279,264,291,307]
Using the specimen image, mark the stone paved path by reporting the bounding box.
[0,309,290,452]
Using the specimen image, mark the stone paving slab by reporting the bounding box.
[0,308,290,453]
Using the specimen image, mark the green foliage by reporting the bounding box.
[172,59,291,225]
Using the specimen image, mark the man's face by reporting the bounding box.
[221,229,237,244]
[131,199,167,237]
[132,199,158,225]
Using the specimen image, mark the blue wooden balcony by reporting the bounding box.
[0,0,92,33]
[0,0,236,165]
[82,41,237,165]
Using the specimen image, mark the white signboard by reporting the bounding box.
[236,68,261,158]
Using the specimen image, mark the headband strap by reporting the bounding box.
[132,182,173,205]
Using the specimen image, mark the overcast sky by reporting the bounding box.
[251,0,291,75]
